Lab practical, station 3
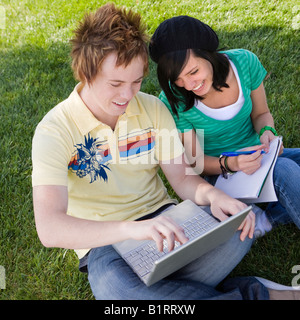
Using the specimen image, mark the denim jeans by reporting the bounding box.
[265,148,300,228]
[87,226,257,300]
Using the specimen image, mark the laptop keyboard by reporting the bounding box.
[123,211,219,278]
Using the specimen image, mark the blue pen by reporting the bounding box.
[221,150,266,157]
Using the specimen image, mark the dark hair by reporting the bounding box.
[157,49,230,117]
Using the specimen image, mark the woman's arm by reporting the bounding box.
[181,129,220,176]
[250,82,274,134]
[181,129,264,176]
[250,82,283,154]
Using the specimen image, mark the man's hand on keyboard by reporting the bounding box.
[130,216,189,252]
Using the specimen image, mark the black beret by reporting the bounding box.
[149,15,219,63]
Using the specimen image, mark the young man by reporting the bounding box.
[32,4,276,300]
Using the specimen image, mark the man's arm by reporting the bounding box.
[33,185,188,251]
[33,185,132,249]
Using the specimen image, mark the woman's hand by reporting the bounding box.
[260,130,284,155]
[227,145,265,175]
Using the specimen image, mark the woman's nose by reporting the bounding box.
[183,79,196,91]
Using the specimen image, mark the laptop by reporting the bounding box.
[113,199,251,286]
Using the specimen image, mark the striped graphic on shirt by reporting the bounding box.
[118,129,156,160]
[68,129,156,182]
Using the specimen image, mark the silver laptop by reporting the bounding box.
[113,200,251,286]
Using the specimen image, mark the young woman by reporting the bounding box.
[149,15,300,237]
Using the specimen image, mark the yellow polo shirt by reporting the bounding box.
[32,84,184,258]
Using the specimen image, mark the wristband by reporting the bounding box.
[259,126,278,137]
[219,155,235,179]
[224,156,236,174]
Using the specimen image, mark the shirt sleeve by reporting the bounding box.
[245,49,267,91]
[32,121,70,187]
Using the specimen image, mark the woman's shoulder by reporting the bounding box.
[222,49,267,90]
[221,48,260,64]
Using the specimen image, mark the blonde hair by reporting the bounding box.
[70,3,149,84]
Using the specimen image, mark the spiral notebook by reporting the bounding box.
[215,136,282,203]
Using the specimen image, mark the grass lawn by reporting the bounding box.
[0,0,299,299]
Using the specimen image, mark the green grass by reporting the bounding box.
[0,0,299,300]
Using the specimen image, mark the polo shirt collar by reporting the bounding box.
[123,95,140,117]
[68,83,141,136]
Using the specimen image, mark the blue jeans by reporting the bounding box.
[87,227,257,300]
[265,148,300,228]
[205,148,300,229]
